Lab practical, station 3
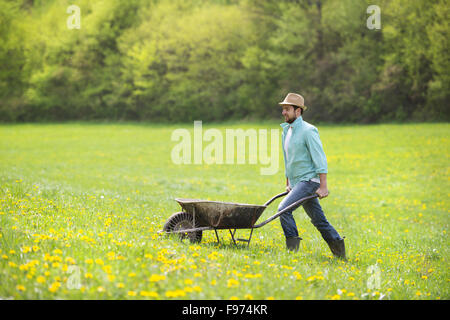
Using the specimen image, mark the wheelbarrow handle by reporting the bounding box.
[254,193,318,229]
[263,191,289,207]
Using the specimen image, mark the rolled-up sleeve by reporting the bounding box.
[305,127,328,174]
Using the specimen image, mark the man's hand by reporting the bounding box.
[315,173,329,199]
[286,178,291,193]
[315,186,329,199]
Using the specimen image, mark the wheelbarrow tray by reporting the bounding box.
[175,198,267,229]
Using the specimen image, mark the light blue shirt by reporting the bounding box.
[281,116,328,188]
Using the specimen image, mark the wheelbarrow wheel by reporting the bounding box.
[163,212,202,243]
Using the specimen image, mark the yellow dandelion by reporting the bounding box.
[148,274,165,282]
[102,265,112,274]
[107,275,116,282]
[193,286,202,292]
[165,289,186,298]
[36,276,46,284]
[293,271,302,280]
[140,291,158,298]
[16,285,26,292]
[128,291,137,296]
[48,282,61,293]
[306,275,316,282]
[65,257,76,264]
[227,278,239,288]
[21,246,31,253]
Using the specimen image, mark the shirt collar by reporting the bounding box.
[280,116,303,129]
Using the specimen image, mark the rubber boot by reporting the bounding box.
[285,236,302,252]
[325,237,347,260]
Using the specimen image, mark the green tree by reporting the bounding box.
[0,0,27,121]
[0,0,448,122]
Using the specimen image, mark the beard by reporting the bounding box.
[286,114,297,124]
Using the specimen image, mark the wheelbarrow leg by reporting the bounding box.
[236,228,254,247]
[229,229,237,246]
[214,229,220,244]
[231,228,255,247]
[246,228,254,247]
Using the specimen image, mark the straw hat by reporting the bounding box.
[279,93,307,111]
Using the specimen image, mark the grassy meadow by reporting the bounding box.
[0,122,448,300]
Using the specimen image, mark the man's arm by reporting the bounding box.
[316,173,329,199]
[305,127,328,199]
[305,127,328,175]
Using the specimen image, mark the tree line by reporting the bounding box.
[0,0,448,123]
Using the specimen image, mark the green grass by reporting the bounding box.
[0,122,448,300]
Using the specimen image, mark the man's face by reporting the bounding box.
[281,105,300,124]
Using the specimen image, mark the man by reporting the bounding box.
[278,92,346,259]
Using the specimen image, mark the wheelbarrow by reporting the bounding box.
[159,191,318,246]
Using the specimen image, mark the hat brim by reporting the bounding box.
[279,102,307,111]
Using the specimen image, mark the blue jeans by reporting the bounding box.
[278,180,342,241]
